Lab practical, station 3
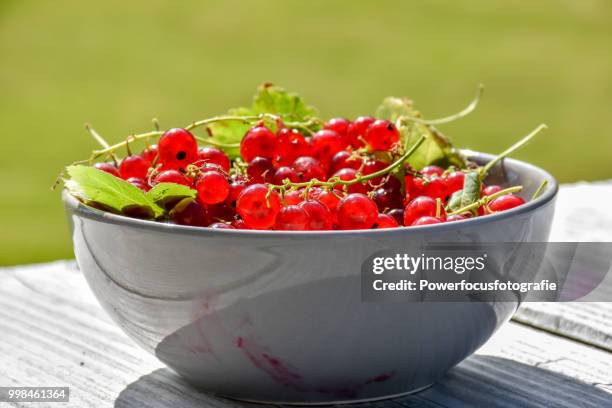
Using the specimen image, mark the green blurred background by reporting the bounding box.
[1,0,611,265]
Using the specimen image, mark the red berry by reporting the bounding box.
[284,190,304,205]
[292,156,326,182]
[171,200,209,226]
[153,170,192,186]
[207,203,236,222]
[275,128,310,166]
[337,193,378,230]
[141,144,159,163]
[332,168,367,194]
[404,196,446,226]
[226,179,246,208]
[240,126,276,162]
[120,156,150,180]
[347,116,375,148]
[371,187,403,212]
[445,171,465,195]
[94,162,120,177]
[387,208,404,226]
[422,177,447,201]
[447,214,468,222]
[412,216,443,226]
[158,128,198,170]
[197,147,230,172]
[247,157,274,184]
[374,213,399,229]
[126,177,150,192]
[310,130,344,167]
[488,194,525,212]
[209,222,235,229]
[299,199,333,230]
[324,118,351,147]
[272,166,298,185]
[362,159,388,186]
[275,205,310,230]
[330,150,363,174]
[483,185,503,196]
[236,184,281,229]
[196,171,230,204]
[317,190,341,211]
[364,120,400,151]
[421,165,444,178]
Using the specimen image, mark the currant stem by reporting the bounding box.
[531,179,549,201]
[481,124,547,178]
[447,185,523,215]
[414,84,485,125]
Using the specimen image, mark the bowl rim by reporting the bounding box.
[62,151,558,237]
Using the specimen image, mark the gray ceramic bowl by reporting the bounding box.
[63,152,557,404]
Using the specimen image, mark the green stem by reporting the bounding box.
[531,179,548,201]
[415,84,485,125]
[448,185,523,215]
[481,124,547,178]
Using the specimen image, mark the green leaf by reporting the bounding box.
[206,84,318,158]
[147,182,197,210]
[251,83,317,121]
[65,165,163,219]
[447,171,481,212]
[377,96,466,170]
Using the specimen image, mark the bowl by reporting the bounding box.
[62,152,558,404]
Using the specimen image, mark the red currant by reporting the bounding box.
[196,171,230,204]
[330,150,363,174]
[274,128,310,167]
[272,166,298,185]
[412,216,443,226]
[445,171,465,195]
[153,170,192,186]
[299,199,333,230]
[374,213,399,229]
[94,162,120,177]
[362,159,388,186]
[483,185,503,196]
[275,205,310,230]
[197,147,230,172]
[141,144,159,163]
[292,156,326,182]
[447,214,468,222]
[364,120,400,151]
[247,157,274,184]
[284,190,304,205]
[332,168,368,194]
[404,196,446,226]
[386,208,404,226]
[236,184,281,229]
[422,177,447,201]
[171,200,209,226]
[310,130,344,167]
[126,177,150,191]
[317,190,341,212]
[240,126,277,162]
[337,193,378,230]
[371,187,403,212]
[226,179,246,208]
[347,116,375,148]
[488,194,525,212]
[421,165,444,178]
[158,128,198,170]
[120,156,150,180]
[207,203,236,222]
[324,118,351,147]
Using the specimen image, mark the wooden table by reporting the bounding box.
[1,181,611,407]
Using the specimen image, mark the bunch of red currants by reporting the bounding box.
[94,117,525,230]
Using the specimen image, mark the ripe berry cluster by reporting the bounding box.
[92,116,527,231]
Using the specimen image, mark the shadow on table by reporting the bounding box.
[114,355,611,408]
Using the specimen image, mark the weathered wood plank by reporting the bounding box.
[514,180,612,351]
[0,262,610,407]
